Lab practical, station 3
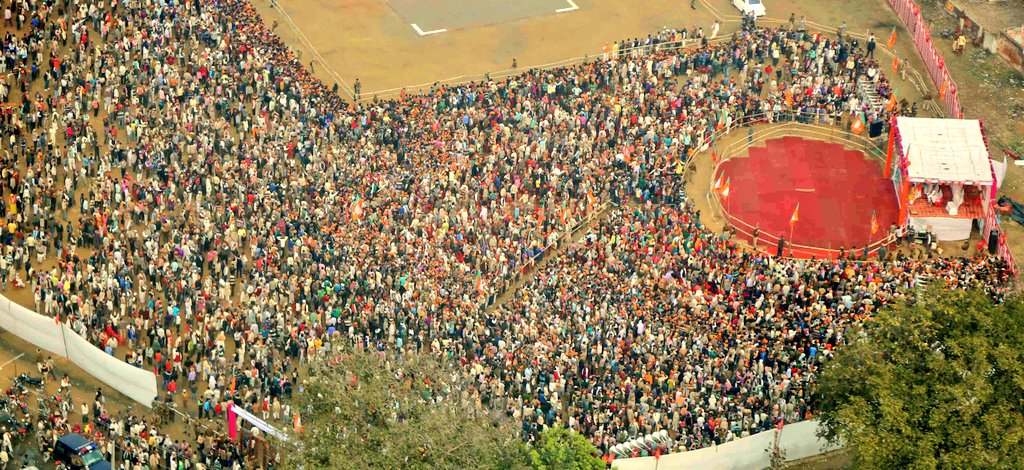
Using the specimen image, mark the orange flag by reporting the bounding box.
[939,81,948,100]
[475,273,487,295]
[892,56,899,73]
[870,210,880,234]
[851,118,865,135]
[720,177,731,199]
[887,27,897,48]
[790,204,800,228]
[351,195,364,220]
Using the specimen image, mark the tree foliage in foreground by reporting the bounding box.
[285,349,527,469]
[529,426,605,470]
[284,348,601,469]
[815,286,1024,469]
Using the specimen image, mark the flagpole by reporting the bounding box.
[788,204,799,258]
[867,222,873,257]
[867,211,877,259]
[789,223,795,257]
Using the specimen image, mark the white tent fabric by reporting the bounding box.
[897,117,993,185]
[910,216,973,241]
[992,156,1007,190]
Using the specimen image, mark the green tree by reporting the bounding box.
[815,286,1024,469]
[285,348,530,469]
[529,426,605,470]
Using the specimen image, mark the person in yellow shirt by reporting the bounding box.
[954,34,967,55]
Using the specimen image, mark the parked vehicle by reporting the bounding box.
[53,433,111,470]
[0,412,31,440]
[13,373,44,388]
[732,0,766,17]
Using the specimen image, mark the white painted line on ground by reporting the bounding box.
[701,0,725,22]
[556,0,579,13]
[411,23,448,36]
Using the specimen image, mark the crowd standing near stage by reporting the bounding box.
[0,0,1010,466]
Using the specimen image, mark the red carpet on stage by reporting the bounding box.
[717,136,898,255]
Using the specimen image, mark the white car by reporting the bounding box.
[732,0,766,17]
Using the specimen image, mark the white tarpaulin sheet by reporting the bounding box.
[992,156,1007,190]
[897,117,993,185]
[0,294,158,408]
[63,324,159,407]
[910,216,973,241]
[0,297,68,358]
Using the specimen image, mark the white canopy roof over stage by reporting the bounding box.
[897,117,993,186]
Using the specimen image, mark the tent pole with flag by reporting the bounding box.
[887,26,897,49]
[868,210,880,256]
[789,204,799,257]
[350,194,364,221]
[711,131,719,164]
[720,177,731,213]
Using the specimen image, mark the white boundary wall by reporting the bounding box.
[613,420,840,470]
[0,295,159,407]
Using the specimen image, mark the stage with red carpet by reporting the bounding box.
[716,136,898,257]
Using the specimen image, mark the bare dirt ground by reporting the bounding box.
[912,0,1024,265]
[254,0,725,98]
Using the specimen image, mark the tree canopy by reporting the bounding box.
[284,348,602,469]
[528,426,605,470]
[815,286,1024,468]
[285,348,528,469]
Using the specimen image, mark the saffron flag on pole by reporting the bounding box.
[713,176,723,192]
[887,26,897,48]
[871,210,880,234]
[351,194,364,220]
[939,80,948,100]
[475,272,487,295]
[720,177,730,199]
[892,56,899,73]
[790,204,800,228]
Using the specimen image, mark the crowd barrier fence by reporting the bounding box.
[886,0,964,119]
[350,15,938,111]
[0,295,159,407]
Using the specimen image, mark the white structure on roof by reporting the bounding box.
[898,117,992,185]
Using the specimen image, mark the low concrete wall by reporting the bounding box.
[998,28,1024,75]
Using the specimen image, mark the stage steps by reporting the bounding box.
[856,75,885,114]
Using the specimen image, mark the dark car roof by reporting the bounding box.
[57,433,92,450]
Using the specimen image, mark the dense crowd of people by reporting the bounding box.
[0,0,1010,466]
[487,204,1009,455]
